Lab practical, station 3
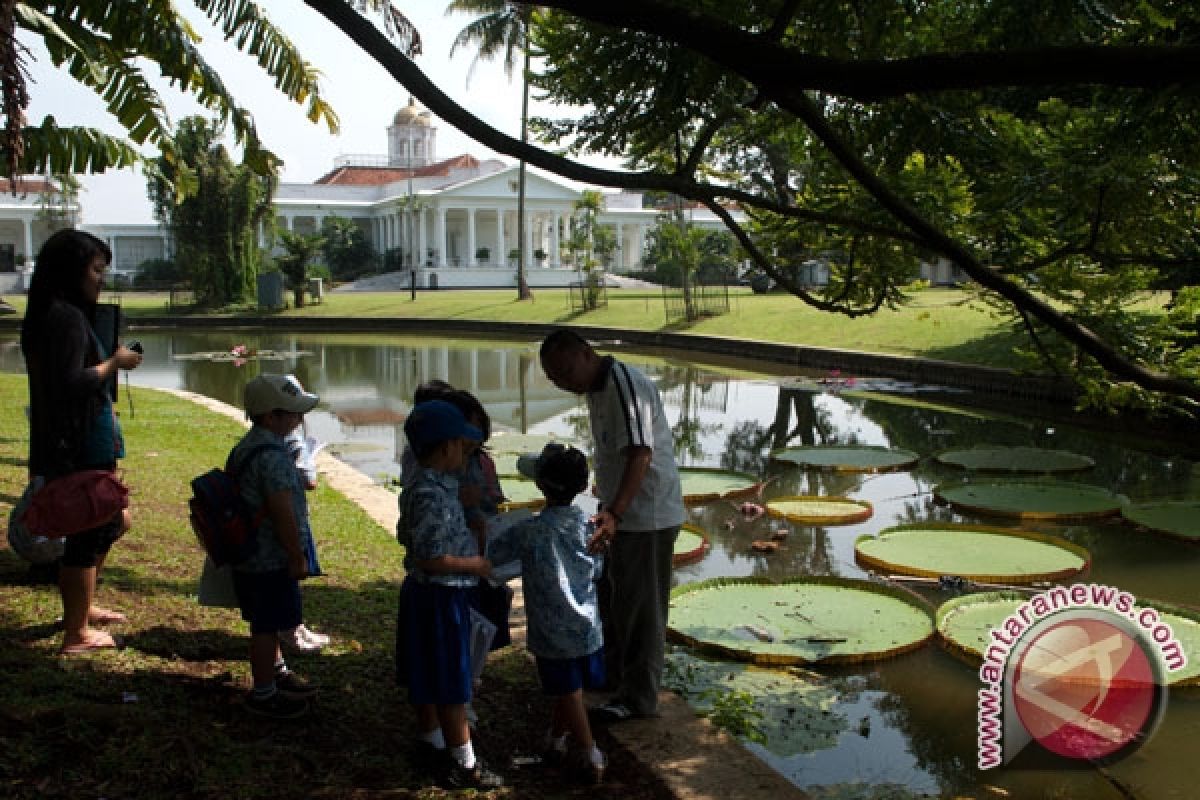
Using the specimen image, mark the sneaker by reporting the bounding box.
[245,690,309,719]
[299,624,331,647]
[281,625,324,652]
[589,701,634,724]
[443,756,504,790]
[275,670,320,698]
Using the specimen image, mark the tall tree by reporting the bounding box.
[0,1,362,193]
[446,0,533,300]
[147,116,273,307]
[308,0,1200,414]
[320,215,377,281]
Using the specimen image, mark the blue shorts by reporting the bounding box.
[395,577,473,706]
[232,568,302,635]
[536,649,606,696]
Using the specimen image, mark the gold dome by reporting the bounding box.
[393,97,429,126]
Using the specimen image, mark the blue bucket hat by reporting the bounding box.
[405,399,483,451]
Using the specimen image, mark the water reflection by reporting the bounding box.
[0,330,1196,798]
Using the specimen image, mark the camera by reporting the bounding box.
[128,340,144,355]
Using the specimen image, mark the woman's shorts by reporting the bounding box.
[231,568,302,635]
[395,578,473,706]
[60,513,124,569]
[536,648,606,696]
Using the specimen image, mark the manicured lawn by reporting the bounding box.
[0,375,666,799]
[1,285,1041,369]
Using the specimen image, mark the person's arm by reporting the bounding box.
[417,554,492,578]
[264,488,307,579]
[590,445,652,550]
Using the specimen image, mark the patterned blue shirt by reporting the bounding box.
[487,505,603,660]
[397,467,480,588]
[230,425,312,574]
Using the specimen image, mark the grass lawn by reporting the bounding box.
[1,286,1038,369]
[0,375,668,799]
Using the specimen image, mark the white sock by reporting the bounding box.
[589,744,606,767]
[450,740,476,769]
[420,727,445,750]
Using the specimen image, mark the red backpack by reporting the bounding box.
[188,444,280,567]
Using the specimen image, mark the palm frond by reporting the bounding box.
[19,116,144,175]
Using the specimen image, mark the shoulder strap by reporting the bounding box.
[225,442,285,478]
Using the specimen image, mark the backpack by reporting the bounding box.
[189,444,281,567]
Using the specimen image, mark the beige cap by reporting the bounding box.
[244,374,319,417]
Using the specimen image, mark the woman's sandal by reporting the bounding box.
[59,631,119,655]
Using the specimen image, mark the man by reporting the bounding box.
[539,329,685,721]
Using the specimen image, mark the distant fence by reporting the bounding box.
[662,280,730,323]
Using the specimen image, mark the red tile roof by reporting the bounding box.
[1,177,58,194]
[315,154,484,186]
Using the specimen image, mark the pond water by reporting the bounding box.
[2,329,1197,799]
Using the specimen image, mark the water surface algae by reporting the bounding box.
[668,577,934,666]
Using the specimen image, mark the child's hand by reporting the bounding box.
[475,557,493,579]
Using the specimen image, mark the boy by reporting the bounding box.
[231,373,321,719]
[395,399,503,789]
[488,443,608,783]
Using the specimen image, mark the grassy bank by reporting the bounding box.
[1,286,1033,369]
[0,375,667,799]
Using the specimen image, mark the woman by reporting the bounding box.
[21,229,143,654]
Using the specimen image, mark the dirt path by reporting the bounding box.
[167,387,805,799]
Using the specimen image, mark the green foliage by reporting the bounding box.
[133,257,184,287]
[276,229,325,287]
[147,116,275,307]
[6,0,338,190]
[319,215,377,280]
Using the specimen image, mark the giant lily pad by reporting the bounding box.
[668,577,934,666]
[934,481,1123,521]
[936,591,1200,687]
[766,496,873,525]
[936,446,1093,473]
[1122,501,1200,543]
[673,524,710,567]
[679,467,761,504]
[497,478,545,511]
[489,432,581,455]
[855,523,1090,584]
[770,445,920,473]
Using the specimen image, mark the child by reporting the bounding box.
[231,373,321,719]
[487,443,607,783]
[395,400,503,789]
[279,424,331,652]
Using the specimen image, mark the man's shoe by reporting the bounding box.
[245,690,309,719]
[275,670,320,698]
[443,756,504,789]
[281,625,324,652]
[589,701,634,724]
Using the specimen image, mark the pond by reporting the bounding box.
[2,329,1197,799]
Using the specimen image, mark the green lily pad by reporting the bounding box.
[673,524,710,567]
[936,591,1200,687]
[497,478,545,511]
[679,467,761,504]
[770,445,920,473]
[766,496,873,525]
[936,446,1094,473]
[934,481,1123,521]
[1122,501,1200,543]
[489,432,580,455]
[668,577,934,666]
[855,523,1090,584]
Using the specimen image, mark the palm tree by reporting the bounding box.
[446,0,533,300]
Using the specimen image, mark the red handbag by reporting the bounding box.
[21,470,130,538]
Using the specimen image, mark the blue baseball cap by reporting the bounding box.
[405,399,483,451]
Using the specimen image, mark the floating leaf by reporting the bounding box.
[668,577,934,666]
[766,496,873,525]
[855,523,1090,584]
[679,467,760,504]
[1122,501,1200,543]
[673,524,710,567]
[771,445,920,473]
[934,481,1122,520]
[936,446,1094,473]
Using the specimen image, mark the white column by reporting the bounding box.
[523,210,533,271]
[22,218,34,267]
[635,224,646,269]
[418,209,427,265]
[466,207,476,267]
[435,207,447,267]
[495,209,504,268]
[551,212,560,267]
[618,224,627,269]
